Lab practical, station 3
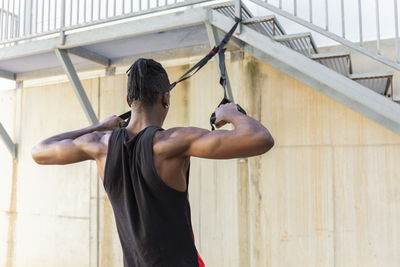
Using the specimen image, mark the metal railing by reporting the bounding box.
[0,0,214,45]
[249,0,400,73]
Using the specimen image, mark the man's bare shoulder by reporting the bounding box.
[153,127,210,158]
[74,130,112,145]
[154,127,209,143]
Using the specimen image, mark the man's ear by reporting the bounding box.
[126,96,131,107]
[161,92,170,107]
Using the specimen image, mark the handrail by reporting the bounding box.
[0,0,216,46]
[248,0,400,73]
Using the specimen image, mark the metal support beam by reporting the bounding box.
[0,69,16,80]
[0,122,17,161]
[68,47,111,67]
[235,0,242,34]
[105,66,116,76]
[16,80,23,89]
[205,22,235,101]
[55,49,99,124]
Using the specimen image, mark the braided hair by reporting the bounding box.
[126,58,171,106]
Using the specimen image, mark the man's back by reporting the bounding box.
[31,58,274,267]
[32,103,274,267]
[105,126,198,266]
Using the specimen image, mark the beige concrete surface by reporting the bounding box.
[0,51,399,267]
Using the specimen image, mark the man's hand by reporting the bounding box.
[99,115,124,131]
[214,103,243,128]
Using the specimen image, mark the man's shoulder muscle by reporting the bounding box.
[153,127,209,158]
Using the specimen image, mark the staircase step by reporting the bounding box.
[243,15,285,37]
[213,2,285,38]
[349,72,393,96]
[274,33,318,56]
[213,2,253,21]
[311,52,352,76]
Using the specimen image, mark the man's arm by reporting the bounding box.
[154,103,274,159]
[31,115,123,165]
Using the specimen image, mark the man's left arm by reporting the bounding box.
[31,115,123,165]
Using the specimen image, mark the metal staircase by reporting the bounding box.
[213,2,395,100]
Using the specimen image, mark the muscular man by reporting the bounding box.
[32,58,274,267]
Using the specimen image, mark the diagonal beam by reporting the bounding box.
[0,69,16,80]
[68,47,111,67]
[0,122,17,161]
[55,49,98,124]
[205,22,235,101]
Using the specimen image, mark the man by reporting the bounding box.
[32,58,274,266]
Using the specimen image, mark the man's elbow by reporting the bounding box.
[264,135,274,152]
[256,132,274,155]
[31,144,46,164]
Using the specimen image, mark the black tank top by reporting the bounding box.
[103,126,199,267]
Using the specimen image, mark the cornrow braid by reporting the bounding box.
[126,58,171,106]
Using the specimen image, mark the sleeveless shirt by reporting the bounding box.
[103,126,199,267]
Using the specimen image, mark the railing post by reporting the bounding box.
[375,0,381,54]
[61,0,66,28]
[235,0,241,34]
[23,0,31,35]
[394,0,400,63]
[357,0,363,46]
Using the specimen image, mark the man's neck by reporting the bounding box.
[125,108,163,135]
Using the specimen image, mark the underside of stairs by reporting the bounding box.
[212,2,395,101]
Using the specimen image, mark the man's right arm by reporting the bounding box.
[154,103,274,159]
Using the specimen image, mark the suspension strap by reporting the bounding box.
[169,17,241,90]
[209,45,247,131]
[119,18,242,127]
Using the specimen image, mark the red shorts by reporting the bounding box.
[197,252,205,267]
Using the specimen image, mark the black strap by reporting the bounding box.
[169,17,241,90]
[119,17,242,127]
[209,33,247,131]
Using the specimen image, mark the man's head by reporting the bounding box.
[126,58,171,116]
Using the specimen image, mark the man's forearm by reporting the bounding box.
[41,123,104,144]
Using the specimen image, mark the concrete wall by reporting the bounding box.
[0,53,399,267]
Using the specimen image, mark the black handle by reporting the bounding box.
[209,98,247,130]
[119,111,131,128]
